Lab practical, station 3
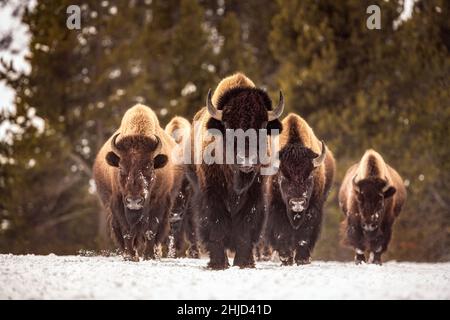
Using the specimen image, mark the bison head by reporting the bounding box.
[105,133,168,211]
[206,87,284,193]
[276,141,326,229]
[352,175,396,232]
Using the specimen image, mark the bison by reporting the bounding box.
[165,116,200,258]
[192,73,284,269]
[264,113,335,265]
[339,149,407,265]
[93,104,179,261]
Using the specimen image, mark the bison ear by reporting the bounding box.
[383,186,396,199]
[206,118,225,133]
[154,154,168,169]
[106,152,120,167]
[267,119,283,135]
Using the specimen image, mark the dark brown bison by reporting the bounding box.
[165,116,200,258]
[192,73,284,269]
[93,104,179,261]
[264,113,335,265]
[339,149,407,265]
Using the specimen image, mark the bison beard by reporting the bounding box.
[195,165,266,269]
[110,189,171,261]
[266,194,325,265]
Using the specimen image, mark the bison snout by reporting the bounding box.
[289,198,306,212]
[125,196,144,210]
[361,222,377,232]
[236,152,258,167]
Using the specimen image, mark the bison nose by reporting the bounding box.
[362,222,377,232]
[125,196,144,210]
[237,152,257,167]
[289,198,306,212]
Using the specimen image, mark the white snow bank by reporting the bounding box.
[0,254,449,299]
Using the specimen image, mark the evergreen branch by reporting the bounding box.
[69,152,93,177]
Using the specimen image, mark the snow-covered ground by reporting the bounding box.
[0,254,449,299]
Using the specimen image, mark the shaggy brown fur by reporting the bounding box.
[165,116,200,258]
[264,113,335,265]
[93,104,179,261]
[191,73,283,269]
[339,149,407,264]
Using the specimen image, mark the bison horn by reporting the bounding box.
[111,133,121,154]
[312,140,327,168]
[153,135,162,155]
[268,90,285,121]
[382,176,390,192]
[206,88,223,121]
[352,175,360,193]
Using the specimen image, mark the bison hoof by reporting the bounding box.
[296,257,311,265]
[257,255,271,262]
[279,254,294,266]
[368,252,382,265]
[234,261,256,269]
[123,255,139,262]
[207,261,229,270]
[188,249,200,259]
[280,259,293,266]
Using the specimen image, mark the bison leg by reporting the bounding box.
[123,237,138,262]
[368,225,392,265]
[187,244,200,259]
[233,194,266,268]
[114,221,138,261]
[186,225,200,258]
[232,219,257,268]
[198,186,230,269]
[207,241,229,269]
[233,241,255,268]
[345,217,367,265]
[111,220,125,251]
[186,203,200,259]
[368,243,384,265]
[368,251,382,265]
[355,248,366,264]
[255,242,272,262]
[279,249,294,266]
[143,239,156,260]
[295,244,312,265]
[294,204,323,265]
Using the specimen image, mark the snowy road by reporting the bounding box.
[0,254,449,299]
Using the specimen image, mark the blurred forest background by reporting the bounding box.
[0,0,448,261]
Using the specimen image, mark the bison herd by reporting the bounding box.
[92,73,407,268]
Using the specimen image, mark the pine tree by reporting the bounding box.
[270,0,450,261]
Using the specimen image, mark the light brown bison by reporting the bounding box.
[93,104,178,261]
[264,113,335,265]
[192,73,284,269]
[165,116,200,258]
[339,149,407,264]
